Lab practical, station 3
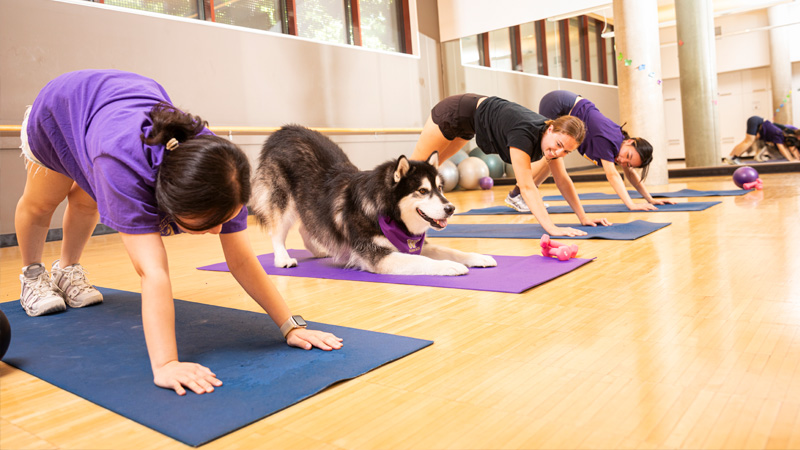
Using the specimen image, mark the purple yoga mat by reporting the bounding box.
[197,249,594,294]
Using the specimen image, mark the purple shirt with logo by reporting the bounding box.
[378,216,425,254]
[570,99,623,165]
[26,70,247,236]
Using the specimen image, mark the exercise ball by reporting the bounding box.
[733,166,759,188]
[468,147,488,159]
[458,157,490,190]
[480,153,505,179]
[504,163,515,179]
[479,176,494,190]
[438,160,459,192]
[449,149,469,166]
[0,310,10,360]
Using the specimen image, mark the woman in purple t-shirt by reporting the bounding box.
[16,70,342,396]
[522,90,675,211]
[724,116,800,164]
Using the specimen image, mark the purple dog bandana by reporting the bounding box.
[378,216,426,254]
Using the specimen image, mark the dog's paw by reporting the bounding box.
[274,257,298,268]
[463,253,497,268]
[432,260,469,276]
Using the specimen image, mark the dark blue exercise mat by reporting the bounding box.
[428,220,670,240]
[457,202,720,215]
[542,188,750,201]
[0,288,432,447]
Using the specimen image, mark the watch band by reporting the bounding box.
[280,315,307,338]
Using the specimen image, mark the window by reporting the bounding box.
[295,0,347,45]
[456,14,616,85]
[214,0,283,33]
[88,0,411,54]
[568,18,581,80]
[488,28,512,71]
[461,35,481,66]
[588,19,600,83]
[359,0,404,52]
[545,20,562,78]
[605,30,617,85]
[102,0,199,18]
[518,22,538,75]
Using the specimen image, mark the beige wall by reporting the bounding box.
[0,0,441,235]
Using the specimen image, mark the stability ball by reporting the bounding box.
[481,153,505,179]
[468,147,488,159]
[0,310,10,360]
[439,160,459,192]
[449,149,469,167]
[504,163,515,179]
[479,176,494,190]
[733,166,759,188]
[458,157,490,190]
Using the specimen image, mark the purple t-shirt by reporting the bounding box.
[760,120,786,145]
[378,216,425,254]
[27,70,247,235]
[570,99,623,165]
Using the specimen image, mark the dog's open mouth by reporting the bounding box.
[417,208,448,229]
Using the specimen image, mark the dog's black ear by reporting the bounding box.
[394,156,410,183]
[426,151,439,167]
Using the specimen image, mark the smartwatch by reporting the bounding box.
[280,315,307,338]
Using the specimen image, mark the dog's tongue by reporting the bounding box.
[435,218,448,229]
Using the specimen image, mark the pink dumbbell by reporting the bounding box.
[540,234,579,261]
[743,178,763,190]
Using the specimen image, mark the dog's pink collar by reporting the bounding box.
[378,216,426,255]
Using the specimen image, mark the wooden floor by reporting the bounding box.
[2,172,800,449]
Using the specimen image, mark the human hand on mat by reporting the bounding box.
[628,202,658,211]
[286,328,343,351]
[154,360,223,396]
[546,226,586,237]
[580,216,612,227]
[650,199,676,206]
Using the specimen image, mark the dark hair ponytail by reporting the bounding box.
[144,102,251,231]
[620,124,653,181]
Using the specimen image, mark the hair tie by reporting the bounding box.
[165,138,179,151]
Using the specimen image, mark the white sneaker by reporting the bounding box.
[722,156,741,165]
[51,260,103,308]
[505,193,530,212]
[19,263,66,317]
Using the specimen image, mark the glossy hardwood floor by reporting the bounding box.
[2,172,800,449]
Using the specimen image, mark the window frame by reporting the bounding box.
[91,0,412,54]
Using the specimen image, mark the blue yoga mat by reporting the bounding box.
[198,249,594,294]
[457,201,720,215]
[542,188,749,201]
[428,220,670,240]
[0,288,432,447]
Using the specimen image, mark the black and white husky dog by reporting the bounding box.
[250,125,497,276]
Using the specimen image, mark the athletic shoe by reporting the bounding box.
[51,260,103,308]
[505,193,530,212]
[722,156,741,165]
[19,263,66,317]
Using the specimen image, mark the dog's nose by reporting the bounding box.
[444,204,455,216]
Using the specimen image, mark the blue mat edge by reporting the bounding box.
[428,220,671,241]
[0,288,434,447]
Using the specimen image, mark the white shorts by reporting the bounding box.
[20,106,48,170]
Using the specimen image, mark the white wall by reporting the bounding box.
[0,0,439,234]
[659,6,800,159]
